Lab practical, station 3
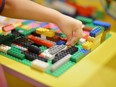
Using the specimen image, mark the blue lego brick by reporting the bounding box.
[93,20,111,29]
[89,26,103,37]
[56,40,66,45]
[39,22,48,27]
[79,49,90,55]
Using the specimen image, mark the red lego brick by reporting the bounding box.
[2,24,15,32]
[28,35,54,48]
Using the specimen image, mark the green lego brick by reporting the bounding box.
[0,34,16,45]
[61,33,66,38]
[45,61,75,77]
[0,52,31,66]
[70,52,85,62]
[75,44,83,51]
[85,23,97,28]
[92,10,104,19]
[76,16,93,24]
[39,46,47,52]
[7,47,25,60]
[22,20,32,25]
[16,27,36,36]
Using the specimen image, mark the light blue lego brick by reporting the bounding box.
[22,20,34,25]
[93,20,111,29]
[79,49,90,55]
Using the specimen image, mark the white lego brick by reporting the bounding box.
[0,44,11,53]
[41,35,46,40]
[79,38,86,44]
[51,54,71,72]
[31,59,49,72]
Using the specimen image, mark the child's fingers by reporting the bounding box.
[70,28,83,46]
[66,33,72,46]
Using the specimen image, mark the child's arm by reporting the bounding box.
[1,0,82,46]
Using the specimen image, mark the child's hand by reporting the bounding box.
[57,15,83,46]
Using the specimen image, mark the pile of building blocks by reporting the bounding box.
[0,16,111,77]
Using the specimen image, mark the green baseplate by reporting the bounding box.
[0,16,112,77]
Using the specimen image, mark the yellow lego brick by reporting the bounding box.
[21,25,30,30]
[13,22,22,27]
[101,29,110,43]
[87,33,103,43]
[82,41,93,50]
[91,39,101,51]
[36,28,55,37]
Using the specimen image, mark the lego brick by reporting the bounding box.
[78,38,86,45]
[42,45,67,60]
[21,25,30,30]
[22,20,34,25]
[82,41,93,50]
[70,52,85,62]
[48,45,67,55]
[90,27,104,37]
[28,45,41,54]
[52,46,78,64]
[31,59,49,72]
[2,24,15,32]
[23,52,48,62]
[36,28,55,37]
[11,29,21,37]
[56,40,66,45]
[0,44,11,53]
[0,52,31,66]
[51,54,71,72]
[0,34,16,45]
[39,46,47,52]
[11,44,27,51]
[45,61,75,77]
[93,20,111,29]
[13,36,34,47]
[39,22,48,27]
[82,25,93,31]
[86,23,97,28]
[28,35,54,48]
[76,16,93,24]
[16,27,37,36]
[28,22,40,28]
[7,47,25,60]
[2,31,11,36]
[46,35,60,42]
[79,49,90,55]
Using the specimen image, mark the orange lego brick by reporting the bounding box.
[2,24,15,32]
